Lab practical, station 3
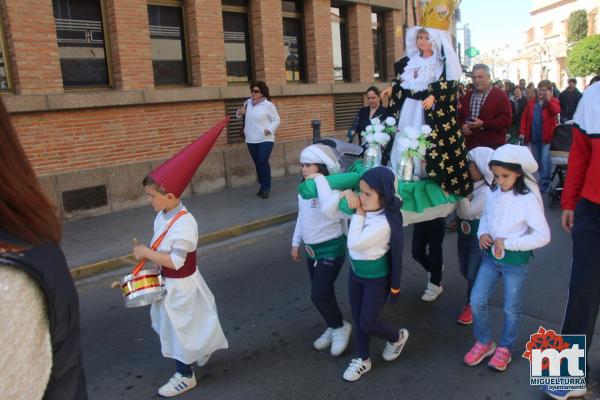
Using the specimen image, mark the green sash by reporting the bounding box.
[487,247,532,265]
[304,235,346,259]
[350,255,390,279]
[459,219,480,237]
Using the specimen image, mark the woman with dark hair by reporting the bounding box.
[0,98,88,399]
[509,87,528,143]
[349,86,386,147]
[237,80,281,199]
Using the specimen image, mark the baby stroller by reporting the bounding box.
[548,123,573,208]
[316,137,363,171]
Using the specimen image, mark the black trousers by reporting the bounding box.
[561,198,600,354]
[348,271,399,360]
[411,217,446,285]
[306,256,345,329]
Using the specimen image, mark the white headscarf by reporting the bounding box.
[467,147,494,185]
[300,144,341,174]
[491,144,542,206]
[573,81,600,135]
[402,26,462,84]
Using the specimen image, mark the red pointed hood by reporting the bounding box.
[149,117,229,197]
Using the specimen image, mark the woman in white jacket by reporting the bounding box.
[237,81,280,199]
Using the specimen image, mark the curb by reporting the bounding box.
[70,211,298,280]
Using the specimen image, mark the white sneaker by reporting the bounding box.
[313,327,333,351]
[342,358,372,382]
[382,328,409,361]
[421,282,443,302]
[330,321,352,356]
[158,372,197,397]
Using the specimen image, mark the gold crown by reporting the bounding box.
[420,0,457,31]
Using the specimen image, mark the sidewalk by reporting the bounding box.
[63,175,299,278]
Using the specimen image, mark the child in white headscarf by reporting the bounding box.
[463,144,550,372]
[455,147,494,326]
[291,144,352,358]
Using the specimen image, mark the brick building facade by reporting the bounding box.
[0,0,418,220]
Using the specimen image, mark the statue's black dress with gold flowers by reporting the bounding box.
[383,55,472,198]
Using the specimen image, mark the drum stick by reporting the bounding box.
[132,259,146,276]
[131,237,146,275]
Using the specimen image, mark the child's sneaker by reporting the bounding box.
[542,386,587,399]
[158,372,197,397]
[313,327,332,351]
[330,320,352,356]
[421,282,443,302]
[342,358,372,382]
[457,305,473,325]
[488,346,512,371]
[463,341,496,366]
[382,328,409,361]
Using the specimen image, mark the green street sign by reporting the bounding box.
[465,47,480,58]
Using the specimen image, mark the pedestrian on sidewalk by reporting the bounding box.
[464,144,550,372]
[349,86,386,147]
[509,87,529,143]
[237,81,280,199]
[519,79,560,193]
[459,64,512,150]
[455,147,494,326]
[0,98,88,399]
[340,167,409,382]
[558,78,582,123]
[543,79,600,400]
[291,144,352,358]
[133,122,229,397]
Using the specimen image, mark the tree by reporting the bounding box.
[567,10,588,43]
[566,35,600,77]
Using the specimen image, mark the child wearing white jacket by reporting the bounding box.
[463,144,550,372]
[291,144,352,357]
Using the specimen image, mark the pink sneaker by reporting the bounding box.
[457,305,473,325]
[463,341,496,366]
[488,347,512,371]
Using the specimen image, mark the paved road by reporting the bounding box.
[77,206,599,399]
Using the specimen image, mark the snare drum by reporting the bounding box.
[121,268,166,308]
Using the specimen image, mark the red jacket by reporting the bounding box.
[459,86,512,149]
[561,126,600,210]
[520,97,560,144]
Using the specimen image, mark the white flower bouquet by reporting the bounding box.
[395,124,433,160]
[360,116,396,146]
[394,124,433,181]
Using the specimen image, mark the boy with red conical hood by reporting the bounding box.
[132,119,229,397]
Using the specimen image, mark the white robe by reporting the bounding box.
[389,55,442,176]
[149,204,228,365]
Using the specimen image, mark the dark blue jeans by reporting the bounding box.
[530,141,552,192]
[561,198,600,353]
[457,231,484,303]
[247,141,274,193]
[348,271,399,360]
[412,217,446,285]
[306,256,345,329]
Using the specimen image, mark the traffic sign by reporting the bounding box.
[465,47,480,58]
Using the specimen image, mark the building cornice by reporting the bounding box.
[530,0,577,16]
[1,82,391,114]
